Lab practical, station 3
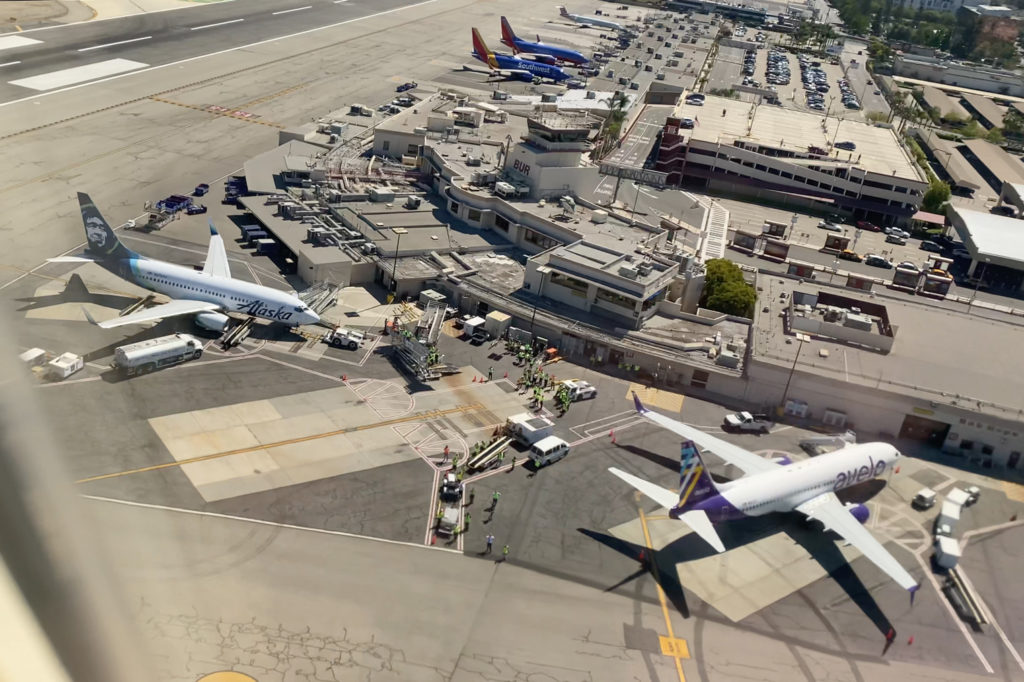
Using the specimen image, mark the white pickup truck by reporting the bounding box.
[722,411,773,434]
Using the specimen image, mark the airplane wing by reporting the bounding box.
[796,492,919,593]
[632,393,778,476]
[46,255,101,264]
[201,223,231,279]
[608,467,725,552]
[82,299,221,329]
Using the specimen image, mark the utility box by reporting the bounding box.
[419,288,447,308]
[484,311,511,339]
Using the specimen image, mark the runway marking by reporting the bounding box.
[0,0,440,107]
[190,18,244,30]
[83,495,462,554]
[637,504,689,680]
[78,36,152,52]
[9,58,148,91]
[149,95,284,128]
[0,35,41,50]
[75,402,484,484]
[273,5,312,14]
[0,61,21,68]
[18,0,237,35]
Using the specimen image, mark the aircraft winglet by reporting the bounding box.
[80,305,100,326]
[632,391,649,414]
[909,584,920,606]
[209,220,218,236]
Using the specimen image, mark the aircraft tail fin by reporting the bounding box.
[78,192,135,261]
[472,28,498,68]
[674,440,719,512]
[559,6,570,17]
[500,16,517,49]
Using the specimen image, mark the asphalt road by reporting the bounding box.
[0,0,425,104]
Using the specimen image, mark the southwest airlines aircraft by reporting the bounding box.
[470,28,573,83]
[558,5,625,31]
[500,17,589,65]
[51,193,320,331]
[611,393,920,599]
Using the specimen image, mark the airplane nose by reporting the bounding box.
[306,311,321,325]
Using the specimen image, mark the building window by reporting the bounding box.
[467,209,482,222]
[550,271,589,295]
[595,288,636,309]
[382,140,390,151]
[691,370,709,389]
[494,215,510,232]
[523,228,557,250]
[406,144,418,155]
[449,201,460,213]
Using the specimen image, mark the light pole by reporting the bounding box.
[390,227,407,299]
[779,332,809,415]
[968,256,990,313]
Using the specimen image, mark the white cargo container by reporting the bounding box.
[19,348,47,367]
[46,352,83,380]
[935,536,961,569]
[506,412,555,446]
[112,333,204,376]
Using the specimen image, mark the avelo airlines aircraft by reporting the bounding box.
[610,393,920,599]
[51,193,319,331]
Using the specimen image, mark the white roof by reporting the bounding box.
[952,207,1024,263]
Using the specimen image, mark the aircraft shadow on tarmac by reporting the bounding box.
[15,273,133,315]
[583,444,895,633]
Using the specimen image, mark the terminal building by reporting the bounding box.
[655,95,929,226]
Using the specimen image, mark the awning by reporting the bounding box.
[912,210,945,226]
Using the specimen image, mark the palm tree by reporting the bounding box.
[595,91,630,160]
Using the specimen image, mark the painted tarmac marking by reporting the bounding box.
[10,58,148,90]
[0,35,41,50]
[78,36,152,52]
[638,504,689,680]
[191,18,245,30]
[76,402,483,483]
[273,5,312,14]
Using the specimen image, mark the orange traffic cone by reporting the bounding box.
[610,429,616,444]
[342,374,347,382]
[894,466,900,474]
[472,376,477,382]
[504,371,508,379]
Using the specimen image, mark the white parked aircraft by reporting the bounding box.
[558,6,625,31]
[610,393,920,599]
[50,193,320,331]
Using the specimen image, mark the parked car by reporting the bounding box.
[835,141,856,151]
[920,240,943,252]
[818,220,842,232]
[990,204,1017,217]
[856,220,880,232]
[838,249,862,262]
[952,248,971,259]
[865,254,892,268]
[896,261,920,272]
[886,234,907,245]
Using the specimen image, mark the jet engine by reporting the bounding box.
[195,312,230,332]
[770,456,792,465]
[844,502,870,524]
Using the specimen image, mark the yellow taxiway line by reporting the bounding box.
[638,502,689,682]
[76,403,483,484]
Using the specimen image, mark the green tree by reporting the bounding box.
[703,258,744,289]
[1004,110,1024,137]
[986,127,1004,144]
[922,179,951,212]
[706,280,757,317]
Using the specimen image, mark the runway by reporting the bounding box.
[0,0,427,104]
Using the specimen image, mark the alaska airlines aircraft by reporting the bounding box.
[470,28,573,83]
[558,5,625,31]
[610,393,920,599]
[50,193,320,331]
[500,17,589,65]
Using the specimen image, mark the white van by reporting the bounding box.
[530,436,570,467]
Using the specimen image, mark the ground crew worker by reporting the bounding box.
[492,491,501,507]
[436,506,443,521]
[443,444,450,462]
[465,512,471,529]
[456,470,464,482]
[452,454,460,468]
[498,451,505,465]
[502,544,509,561]
[486,534,494,553]
[488,366,494,381]
[510,456,516,471]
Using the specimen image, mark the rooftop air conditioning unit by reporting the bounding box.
[619,265,639,279]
